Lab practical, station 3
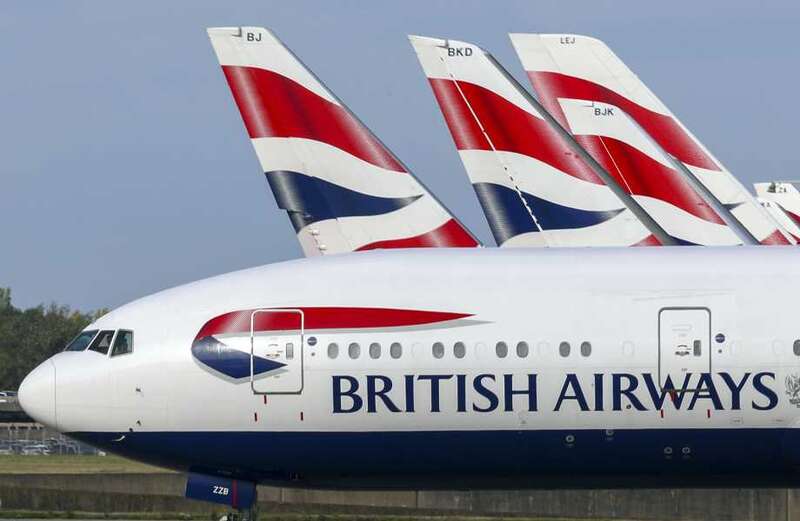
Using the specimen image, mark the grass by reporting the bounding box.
[0,454,173,474]
[0,513,586,521]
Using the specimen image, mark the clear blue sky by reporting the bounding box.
[3,0,799,311]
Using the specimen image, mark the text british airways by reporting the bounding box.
[331,372,778,413]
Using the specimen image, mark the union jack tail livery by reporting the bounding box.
[409,35,659,247]
[509,33,792,246]
[755,182,800,242]
[208,27,479,256]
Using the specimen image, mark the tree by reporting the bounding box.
[0,288,101,390]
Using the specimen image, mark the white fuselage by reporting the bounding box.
[18,247,800,487]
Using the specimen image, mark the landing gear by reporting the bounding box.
[219,489,258,521]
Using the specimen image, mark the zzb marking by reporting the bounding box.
[212,486,230,496]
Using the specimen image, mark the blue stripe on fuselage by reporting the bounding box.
[70,428,800,488]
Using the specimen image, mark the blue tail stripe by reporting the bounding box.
[265,170,421,231]
[472,183,624,244]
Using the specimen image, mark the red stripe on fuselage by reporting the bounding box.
[527,71,720,171]
[222,65,406,173]
[428,78,604,184]
[195,307,473,340]
[355,219,479,250]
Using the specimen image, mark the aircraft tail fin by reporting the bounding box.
[510,33,793,245]
[207,27,479,256]
[409,35,659,247]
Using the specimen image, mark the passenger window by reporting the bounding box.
[285,342,294,360]
[88,330,115,355]
[348,342,360,359]
[453,341,466,359]
[516,341,529,358]
[111,330,133,357]
[65,330,98,352]
[390,342,402,359]
[794,340,800,357]
[369,342,381,359]
[432,342,444,359]
[496,341,508,358]
[327,343,339,359]
[559,341,571,357]
[580,341,591,357]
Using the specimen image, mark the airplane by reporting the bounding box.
[409,35,665,247]
[509,33,795,246]
[17,27,800,520]
[755,182,800,241]
[17,245,800,514]
[208,27,479,255]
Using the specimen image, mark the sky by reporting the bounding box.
[3,0,800,312]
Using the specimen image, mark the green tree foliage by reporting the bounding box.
[0,288,105,390]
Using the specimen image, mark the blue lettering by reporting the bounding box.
[593,373,604,411]
[366,375,401,413]
[456,374,467,413]
[473,374,499,412]
[719,372,750,410]
[555,374,589,411]
[332,375,362,413]
[404,374,415,412]
[752,372,778,411]
[503,374,537,412]
[612,373,646,411]
[642,373,692,410]
[688,373,723,410]
[418,374,453,412]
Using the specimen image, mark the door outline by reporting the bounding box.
[658,306,711,392]
[249,309,304,395]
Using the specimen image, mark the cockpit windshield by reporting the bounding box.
[88,330,115,355]
[64,330,98,352]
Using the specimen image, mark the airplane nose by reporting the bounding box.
[18,359,57,429]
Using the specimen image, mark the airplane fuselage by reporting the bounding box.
[19,247,800,488]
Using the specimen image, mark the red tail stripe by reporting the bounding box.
[527,71,720,172]
[195,307,473,340]
[222,65,406,173]
[355,219,479,251]
[633,234,662,246]
[428,78,604,185]
[759,228,793,245]
[575,135,726,224]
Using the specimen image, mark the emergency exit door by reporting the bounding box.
[658,307,711,390]
[250,309,303,394]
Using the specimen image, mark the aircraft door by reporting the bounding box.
[249,309,303,394]
[658,307,711,390]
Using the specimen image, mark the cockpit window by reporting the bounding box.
[88,330,115,355]
[65,330,99,352]
[111,330,133,357]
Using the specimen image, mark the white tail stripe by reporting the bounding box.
[634,196,741,246]
[458,150,625,211]
[253,138,424,199]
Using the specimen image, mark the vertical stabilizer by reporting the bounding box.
[510,33,792,245]
[208,27,479,256]
[410,35,662,247]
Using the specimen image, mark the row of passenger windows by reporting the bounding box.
[64,329,134,357]
[324,340,592,360]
